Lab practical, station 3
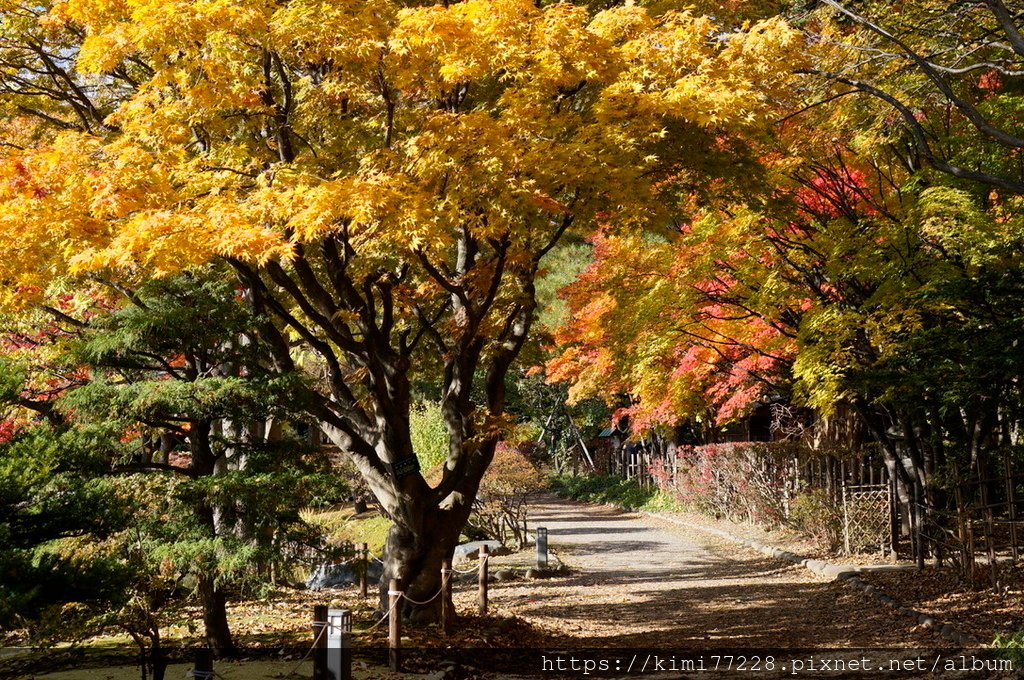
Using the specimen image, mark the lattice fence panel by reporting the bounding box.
[843,484,890,554]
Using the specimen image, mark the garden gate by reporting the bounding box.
[842,483,891,555]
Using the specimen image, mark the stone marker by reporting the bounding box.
[536,527,548,568]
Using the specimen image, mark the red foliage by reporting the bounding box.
[794,168,874,219]
[653,442,794,526]
[0,419,18,444]
[978,70,1002,91]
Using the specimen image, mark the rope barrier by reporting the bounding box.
[188,552,473,680]
[449,561,482,574]
[281,553,477,677]
[365,591,403,633]
[310,554,360,573]
[311,620,341,634]
[400,586,444,606]
[280,614,331,678]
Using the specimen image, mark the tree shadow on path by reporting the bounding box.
[489,494,946,649]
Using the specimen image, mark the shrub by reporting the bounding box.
[549,472,678,511]
[668,442,796,527]
[467,442,547,549]
[787,489,843,552]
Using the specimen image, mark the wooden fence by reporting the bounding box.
[581,437,1024,587]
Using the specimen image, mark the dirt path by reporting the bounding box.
[485,494,948,648]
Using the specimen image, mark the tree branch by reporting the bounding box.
[983,0,1024,57]
[821,0,1024,149]
[804,70,1024,194]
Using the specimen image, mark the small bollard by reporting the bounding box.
[327,608,352,680]
[478,544,489,616]
[441,559,453,635]
[313,604,329,680]
[193,648,213,679]
[358,542,368,598]
[388,578,402,672]
[536,527,549,569]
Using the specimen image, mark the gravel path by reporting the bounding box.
[486,494,949,649]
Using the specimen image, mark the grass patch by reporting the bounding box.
[549,473,681,512]
[993,629,1024,666]
[300,507,391,555]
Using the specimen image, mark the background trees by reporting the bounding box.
[1,273,337,663]
[807,0,1024,195]
[546,0,1024,562]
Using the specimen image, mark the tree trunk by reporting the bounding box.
[149,643,168,680]
[189,422,236,657]
[378,506,471,624]
[198,574,235,657]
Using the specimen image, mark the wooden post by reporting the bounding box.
[978,459,999,591]
[388,578,402,672]
[842,484,851,555]
[478,544,489,616]
[967,511,978,587]
[888,473,900,562]
[194,649,213,680]
[313,604,328,680]
[954,481,972,583]
[441,560,453,636]
[908,480,917,562]
[913,478,925,570]
[984,501,999,592]
[358,542,368,598]
[1006,458,1019,563]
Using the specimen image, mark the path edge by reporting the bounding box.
[643,510,981,647]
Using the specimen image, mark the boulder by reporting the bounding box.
[453,540,508,564]
[305,559,383,590]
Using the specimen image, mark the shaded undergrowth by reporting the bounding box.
[549,473,681,512]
